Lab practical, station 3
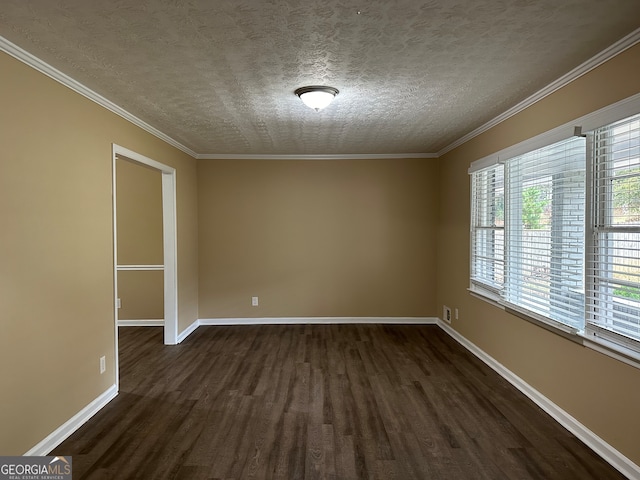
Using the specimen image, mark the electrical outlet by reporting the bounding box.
[99,356,106,374]
[251,296,259,306]
[443,305,452,324]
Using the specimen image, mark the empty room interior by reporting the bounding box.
[2,1,640,479]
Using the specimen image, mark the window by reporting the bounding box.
[587,114,640,348]
[470,111,640,357]
[504,137,586,331]
[471,165,504,294]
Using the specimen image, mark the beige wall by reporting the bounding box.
[115,159,164,320]
[436,44,640,464]
[3,31,640,468]
[117,270,164,320]
[198,158,438,318]
[115,158,163,265]
[0,52,198,455]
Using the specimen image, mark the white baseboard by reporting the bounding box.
[198,316,437,326]
[177,319,200,343]
[24,384,118,456]
[437,319,640,480]
[117,319,164,327]
[176,316,436,344]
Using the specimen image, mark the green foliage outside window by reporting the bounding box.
[613,169,640,219]
[614,285,640,300]
[522,186,550,229]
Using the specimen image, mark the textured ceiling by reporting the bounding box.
[1,1,640,156]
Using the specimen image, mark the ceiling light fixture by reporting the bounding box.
[294,86,339,111]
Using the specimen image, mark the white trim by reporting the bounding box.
[1,35,437,161]
[470,286,640,370]
[112,145,179,346]
[177,317,436,342]
[468,286,503,308]
[583,335,640,371]
[0,36,197,159]
[500,302,580,336]
[24,385,118,456]
[469,92,640,173]
[3,27,638,161]
[24,319,640,478]
[437,320,640,480]
[116,264,164,271]
[117,319,164,327]
[177,319,200,343]
[111,146,120,389]
[444,27,640,158]
[161,170,178,345]
[113,145,176,174]
[197,153,437,160]
[198,316,437,325]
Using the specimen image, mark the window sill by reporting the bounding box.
[468,286,640,370]
[468,286,503,308]
[582,331,640,370]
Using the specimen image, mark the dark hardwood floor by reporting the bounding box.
[54,325,626,479]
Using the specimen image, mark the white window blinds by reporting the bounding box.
[587,114,640,345]
[503,137,587,330]
[471,165,505,292]
[470,106,640,359]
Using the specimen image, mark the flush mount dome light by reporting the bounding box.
[294,86,339,111]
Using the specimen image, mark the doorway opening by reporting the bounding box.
[112,144,178,383]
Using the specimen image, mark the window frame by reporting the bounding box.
[470,164,505,297]
[585,115,640,352]
[468,93,640,369]
[501,137,587,332]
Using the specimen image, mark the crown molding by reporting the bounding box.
[0,35,198,158]
[437,27,640,157]
[3,26,639,161]
[1,34,435,161]
[196,152,437,160]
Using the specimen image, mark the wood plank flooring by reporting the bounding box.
[54,325,627,479]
